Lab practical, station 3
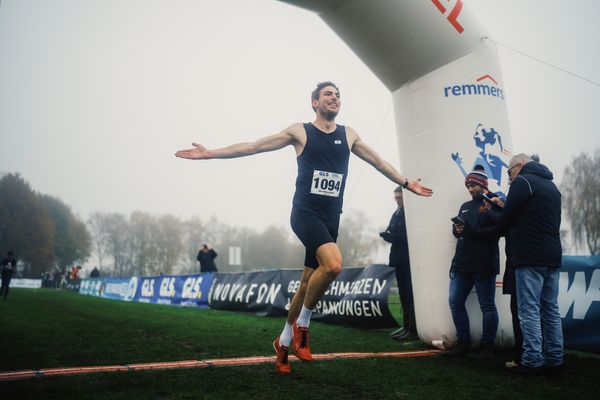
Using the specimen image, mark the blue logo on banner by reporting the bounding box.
[451,123,510,196]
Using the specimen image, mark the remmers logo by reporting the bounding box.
[444,74,505,100]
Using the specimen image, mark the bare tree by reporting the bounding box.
[337,209,382,266]
[88,212,108,269]
[129,211,154,276]
[102,213,131,277]
[154,214,183,275]
[562,149,600,255]
[182,216,205,273]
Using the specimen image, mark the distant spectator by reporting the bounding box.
[0,251,17,300]
[197,244,218,272]
[70,265,82,281]
[380,186,417,341]
[53,269,63,289]
[90,267,100,278]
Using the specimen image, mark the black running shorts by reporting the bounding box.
[290,208,340,268]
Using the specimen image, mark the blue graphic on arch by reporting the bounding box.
[451,123,511,196]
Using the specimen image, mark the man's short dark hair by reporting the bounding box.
[311,81,339,112]
[394,186,403,193]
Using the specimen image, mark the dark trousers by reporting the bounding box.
[394,263,416,334]
[0,275,11,299]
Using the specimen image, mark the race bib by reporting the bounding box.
[311,170,343,197]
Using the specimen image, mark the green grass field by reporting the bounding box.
[1,289,599,399]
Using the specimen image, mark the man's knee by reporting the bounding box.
[319,253,342,276]
[323,261,342,277]
[316,243,343,276]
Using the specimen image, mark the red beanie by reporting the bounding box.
[465,170,488,188]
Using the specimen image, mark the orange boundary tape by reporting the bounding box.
[0,349,439,381]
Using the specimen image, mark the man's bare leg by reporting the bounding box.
[278,242,342,340]
[287,267,314,324]
[284,243,342,362]
[303,242,343,309]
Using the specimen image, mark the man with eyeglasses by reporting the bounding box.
[491,153,563,377]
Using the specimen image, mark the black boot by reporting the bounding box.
[441,342,471,357]
[471,342,494,359]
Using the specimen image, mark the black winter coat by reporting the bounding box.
[380,208,410,269]
[494,161,562,268]
[451,197,501,275]
[197,249,218,272]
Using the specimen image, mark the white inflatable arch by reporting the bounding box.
[281,0,514,347]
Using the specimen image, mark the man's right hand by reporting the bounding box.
[454,224,464,234]
[175,143,210,159]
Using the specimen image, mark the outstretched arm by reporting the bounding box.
[349,128,433,196]
[175,124,302,160]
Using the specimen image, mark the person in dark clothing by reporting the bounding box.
[176,81,433,374]
[502,252,523,367]
[488,153,563,376]
[443,168,501,357]
[380,186,417,341]
[197,244,218,272]
[90,267,100,278]
[0,251,17,300]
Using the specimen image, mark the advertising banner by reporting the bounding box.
[558,256,600,353]
[310,265,397,328]
[208,265,397,328]
[102,278,133,301]
[79,274,213,308]
[208,269,286,316]
[79,278,103,296]
[10,279,42,289]
[133,273,214,308]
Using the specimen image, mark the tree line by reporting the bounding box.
[2,149,599,278]
[86,209,381,277]
[0,173,91,277]
[0,173,381,278]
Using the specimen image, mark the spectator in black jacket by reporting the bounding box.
[490,154,563,376]
[0,251,17,300]
[197,244,218,272]
[380,186,417,341]
[443,168,501,357]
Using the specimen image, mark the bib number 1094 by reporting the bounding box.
[311,170,343,197]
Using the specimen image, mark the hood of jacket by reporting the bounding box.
[519,161,554,181]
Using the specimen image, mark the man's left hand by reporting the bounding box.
[406,178,433,197]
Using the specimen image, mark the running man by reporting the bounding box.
[175,82,433,374]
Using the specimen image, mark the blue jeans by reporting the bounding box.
[448,272,498,344]
[515,266,563,368]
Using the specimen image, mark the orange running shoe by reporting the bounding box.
[273,337,291,374]
[292,321,313,361]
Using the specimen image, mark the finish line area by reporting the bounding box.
[0,349,440,381]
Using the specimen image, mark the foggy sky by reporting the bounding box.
[1,0,599,255]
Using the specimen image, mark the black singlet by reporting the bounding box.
[291,123,350,219]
